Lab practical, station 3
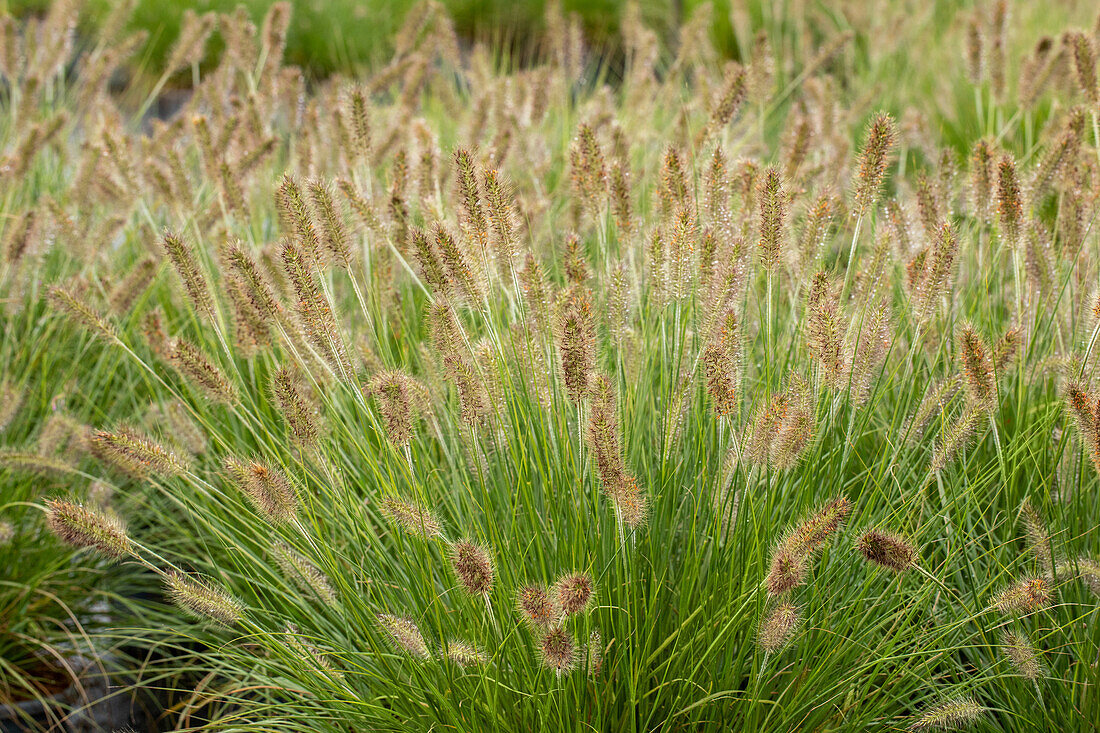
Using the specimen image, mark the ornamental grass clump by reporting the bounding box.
[4,0,1100,730]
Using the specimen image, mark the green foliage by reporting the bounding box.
[1,0,1100,731]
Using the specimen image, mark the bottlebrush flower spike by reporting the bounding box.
[273,541,338,604]
[957,323,994,407]
[90,427,189,479]
[517,584,557,628]
[756,165,786,272]
[443,640,487,668]
[451,540,493,596]
[169,338,238,405]
[992,576,1052,616]
[377,613,430,659]
[857,529,916,573]
[270,367,320,448]
[757,602,800,654]
[380,496,443,540]
[909,696,985,732]
[538,626,576,674]
[554,284,596,404]
[45,499,131,560]
[853,112,896,214]
[224,457,298,524]
[367,371,429,446]
[1001,631,1042,681]
[167,571,244,626]
[554,572,594,617]
[995,153,1023,247]
[162,230,215,321]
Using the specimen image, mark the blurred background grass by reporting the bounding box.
[2,0,721,76]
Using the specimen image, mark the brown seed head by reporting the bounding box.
[517,584,557,628]
[538,626,576,673]
[451,540,493,596]
[790,495,852,554]
[91,427,188,479]
[162,230,214,320]
[224,457,298,524]
[554,572,594,616]
[853,112,897,213]
[765,547,806,596]
[993,576,1053,616]
[169,338,238,404]
[270,367,320,447]
[757,602,800,653]
[957,324,994,406]
[1068,31,1099,105]
[44,499,130,560]
[857,529,916,572]
[756,166,786,272]
[995,154,1023,246]
[969,139,995,223]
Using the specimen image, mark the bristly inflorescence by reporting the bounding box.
[44,499,131,560]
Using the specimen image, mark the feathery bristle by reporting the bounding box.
[1002,631,1042,681]
[585,629,604,676]
[224,457,297,524]
[91,427,188,479]
[270,367,320,447]
[993,576,1053,616]
[554,284,596,404]
[756,166,786,272]
[162,230,215,320]
[765,547,806,596]
[1068,31,1099,105]
[909,696,985,732]
[965,13,983,85]
[454,147,489,255]
[169,338,238,404]
[857,529,916,572]
[377,613,430,659]
[368,371,428,446]
[1019,499,1052,573]
[930,402,984,471]
[482,168,517,275]
[853,112,897,214]
[703,307,740,418]
[380,496,443,539]
[806,272,846,388]
[554,572,594,616]
[517,584,557,628]
[273,541,337,604]
[44,498,131,560]
[957,324,994,406]
[757,602,800,653]
[308,178,350,266]
[47,285,116,342]
[789,495,852,554]
[969,139,995,223]
[443,639,487,668]
[166,571,244,626]
[538,626,576,673]
[995,154,1023,247]
[451,540,494,596]
[277,175,321,258]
